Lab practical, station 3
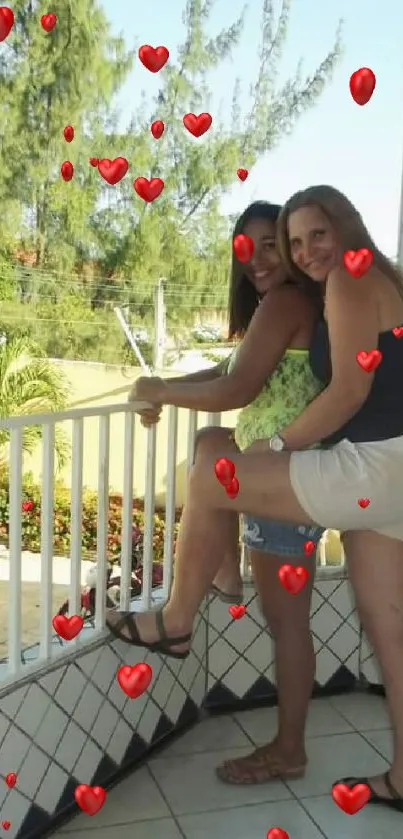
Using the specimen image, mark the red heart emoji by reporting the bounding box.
[331,782,371,814]
[1,821,10,831]
[117,663,153,699]
[237,168,248,181]
[183,112,212,138]
[133,177,164,202]
[233,233,254,264]
[343,248,373,278]
[392,326,403,338]
[98,157,128,185]
[356,349,382,373]
[151,120,165,139]
[349,67,376,106]
[60,161,74,182]
[52,614,84,640]
[5,773,17,788]
[228,604,246,619]
[303,540,316,556]
[214,457,235,487]
[358,497,370,508]
[74,784,106,816]
[63,125,74,142]
[0,7,14,42]
[89,157,99,167]
[267,829,289,839]
[138,45,169,73]
[225,477,239,498]
[278,564,309,594]
[41,13,57,32]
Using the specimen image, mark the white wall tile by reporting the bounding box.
[55,720,87,773]
[16,744,50,798]
[35,702,70,756]
[36,763,70,814]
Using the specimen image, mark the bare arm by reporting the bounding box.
[162,358,229,385]
[279,268,378,450]
[128,360,228,419]
[137,289,305,412]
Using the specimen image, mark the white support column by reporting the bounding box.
[397,147,403,267]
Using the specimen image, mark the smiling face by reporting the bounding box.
[242,217,287,295]
[287,205,341,283]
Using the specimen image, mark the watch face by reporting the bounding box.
[271,434,284,452]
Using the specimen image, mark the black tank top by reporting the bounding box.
[309,319,403,444]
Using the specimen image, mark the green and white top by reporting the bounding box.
[227,346,323,451]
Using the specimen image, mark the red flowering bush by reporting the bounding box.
[21,500,34,513]
[0,471,181,562]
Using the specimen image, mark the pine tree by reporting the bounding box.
[94,0,342,316]
[0,0,343,360]
[0,0,133,274]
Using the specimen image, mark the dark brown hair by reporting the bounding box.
[277,185,403,298]
[228,201,321,339]
[228,202,282,339]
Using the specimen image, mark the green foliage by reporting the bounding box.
[0,0,343,364]
[0,471,181,561]
[0,335,70,468]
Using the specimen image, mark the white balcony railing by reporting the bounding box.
[0,402,345,688]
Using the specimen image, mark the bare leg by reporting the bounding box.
[194,427,242,600]
[217,548,316,783]
[162,443,310,634]
[106,440,314,648]
[342,531,403,799]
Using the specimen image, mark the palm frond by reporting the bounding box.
[0,335,71,471]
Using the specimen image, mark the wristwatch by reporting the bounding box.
[269,433,286,452]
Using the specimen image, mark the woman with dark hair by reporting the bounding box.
[115,201,327,784]
[114,185,403,809]
[137,201,285,602]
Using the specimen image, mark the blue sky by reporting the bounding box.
[101,0,403,257]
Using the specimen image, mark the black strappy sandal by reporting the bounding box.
[209,584,243,605]
[335,771,403,812]
[106,609,192,660]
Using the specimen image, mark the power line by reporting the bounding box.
[4,277,230,296]
[7,266,230,290]
[3,284,228,299]
[0,308,229,325]
[3,295,229,308]
[0,299,228,310]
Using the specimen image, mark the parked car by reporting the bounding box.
[132,328,149,344]
[191,324,221,343]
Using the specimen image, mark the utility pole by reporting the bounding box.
[153,278,166,370]
[113,307,152,374]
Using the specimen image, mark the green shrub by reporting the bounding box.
[0,471,180,561]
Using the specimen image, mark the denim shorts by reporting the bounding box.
[242,515,326,557]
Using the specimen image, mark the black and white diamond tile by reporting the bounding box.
[203,574,360,710]
[0,604,208,839]
[359,631,383,685]
[0,571,383,839]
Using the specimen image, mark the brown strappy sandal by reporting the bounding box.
[209,584,244,605]
[215,745,307,785]
[106,609,192,659]
[335,772,403,812]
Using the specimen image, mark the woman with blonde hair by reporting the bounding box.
[108,185,403,810]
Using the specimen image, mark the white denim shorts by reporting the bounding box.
[289,436,403,541]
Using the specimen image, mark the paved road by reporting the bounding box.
[0,581,69,658]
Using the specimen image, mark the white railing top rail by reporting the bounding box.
[0,400,152,429]
[0,400,346,691]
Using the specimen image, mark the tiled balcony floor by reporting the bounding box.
[55,693,401,839]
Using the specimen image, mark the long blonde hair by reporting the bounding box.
[276,185,403,299]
